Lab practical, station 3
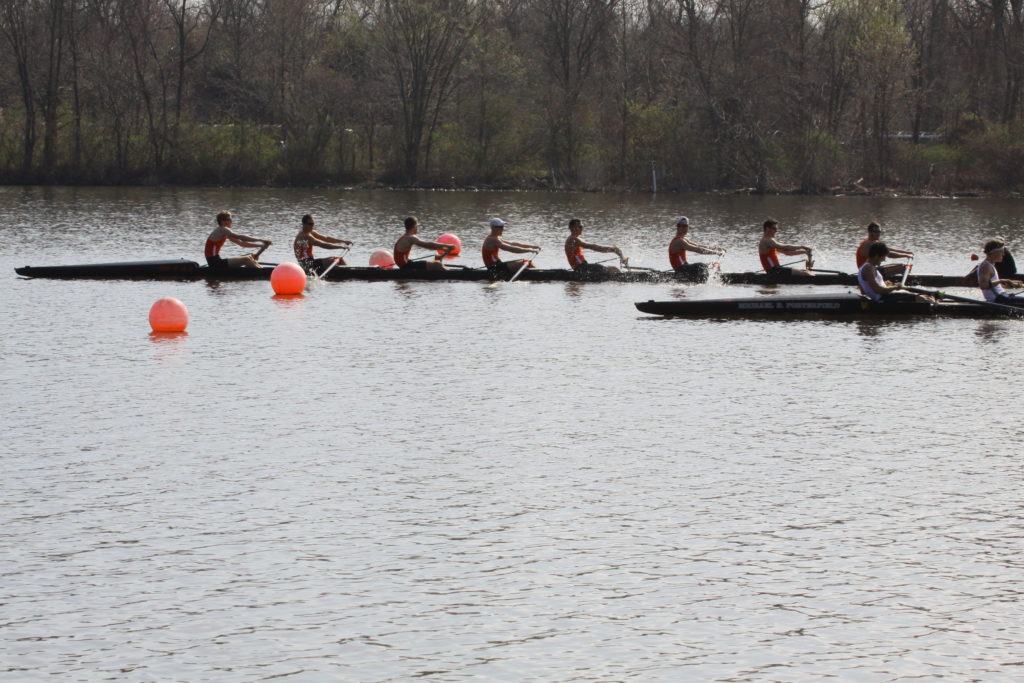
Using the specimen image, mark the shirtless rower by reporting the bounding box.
[482,218,540,279]
[855,221,912,279]
[858,242,928,302]
[565,218,623,275]
[293,214,353,274]
[668,216,725,279]
[977,239,1024,303]
[394,216,453,270]
[205,211,271,269]
[758,219,813,275]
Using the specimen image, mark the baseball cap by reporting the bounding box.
[489,218,506,228]
[675,216,689,226]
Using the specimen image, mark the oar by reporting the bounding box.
[252,243,270,262]
[507,251,539,283]
[592,255,622,266]
[899,257,913,288]
[808,268,849,275]
[622,263,662,273]
[780,258,806,267]
[903,286,1024,315]
[317,248,349,280]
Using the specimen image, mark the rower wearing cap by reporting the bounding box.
[565,218,623,275]
[293,214,353,274]
[858,242,925,302]
[205,211,272,270]
[855,221,912,279]
[758,219,812,275]
[977,239,1024,303]
[668,216,726,279]
[393,216,453,270]
[481,218,541,279]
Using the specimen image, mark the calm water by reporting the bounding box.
[3,187,1023,681]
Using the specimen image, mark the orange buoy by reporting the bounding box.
[971,253,979,261]
[370,249,395,269]
[437,233,461,259]
[271,262,307,295]
[149,297,189,332]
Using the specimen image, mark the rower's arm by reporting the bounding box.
[577,239,622,255]
[410,235,453,251]
[226,228,270,248]
[499,240,538,254]
[770,238,810,256]
[311,230,353,246]
[682,238,721,255]
[304,236,348,250]
[890,248,914,258]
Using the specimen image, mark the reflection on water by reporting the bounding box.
[2,188,1024,681]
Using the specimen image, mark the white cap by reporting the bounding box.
[675,216,689,226]
[489,218,506,228]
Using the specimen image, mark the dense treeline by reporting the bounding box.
[1,0,1023,193]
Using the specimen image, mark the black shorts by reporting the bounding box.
[487,261,512,280]
[399,260,428,270]
[206,255,229,271]
[673,262,710,282]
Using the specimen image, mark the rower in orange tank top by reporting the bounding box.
[481,218,539,278]
[856,222,913,278]
[564,219,623,274]
[393,216,452,270]
[203,211,271,270]
[668,216,725,273]
[757,219,812,275]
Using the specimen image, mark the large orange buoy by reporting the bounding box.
[149,297,189,332]
[437,233,461,259]
[271,262,307,295]
[370,249,395,269]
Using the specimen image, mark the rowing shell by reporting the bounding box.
[13,259,982,288]
[634,294,1024,318]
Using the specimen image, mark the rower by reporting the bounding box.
[668,216,725,278]
[293,214,353,274]
[564,218,623,275]
[205,211,271,270]
[482,218,540,279]
[858,242,928,302]
[977,239,1024,303]
[855,222,912,279]
[758,219,812,275]
[393,216,453,270]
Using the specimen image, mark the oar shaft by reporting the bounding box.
[508,252,538,283]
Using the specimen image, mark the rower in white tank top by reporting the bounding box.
[858,261,887,301]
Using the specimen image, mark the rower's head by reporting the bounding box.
[568,218,583,235]
[216,211,232,227]
[868,241,890,262]
[984,239,1005,261]
[867,221,882,237]
[489,217,506,234]
[301,214,315,233]
[675,216,689,235]
[763,219,778,235]
[404,216,419,233]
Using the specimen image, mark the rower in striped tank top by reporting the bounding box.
[293,214,353,275]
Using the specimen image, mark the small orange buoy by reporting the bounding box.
[971,253,979,261]
[271,262,307,295]
[437,233,461,259]
[370,249,395,269]
[149,297,189,332]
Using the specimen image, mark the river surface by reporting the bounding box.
[2,186,1023,681]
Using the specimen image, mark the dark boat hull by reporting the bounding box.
[634,294,1019,318]
[12,259,980,288]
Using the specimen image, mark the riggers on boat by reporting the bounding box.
[634,293,1024,318]
[14,259,981,288]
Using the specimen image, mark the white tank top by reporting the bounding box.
[978,263,1005,302]
[858,262,885,301]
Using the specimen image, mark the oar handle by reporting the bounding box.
[253,243,270,259]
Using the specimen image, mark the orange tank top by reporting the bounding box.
[483,245,501,266]
[566,244,586,269]
[759,248,779,272]
[394,238,411,267]
[205,235,227,258]
[855,239,870,268]
[669,239,688,269]
[295,239,314,261]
